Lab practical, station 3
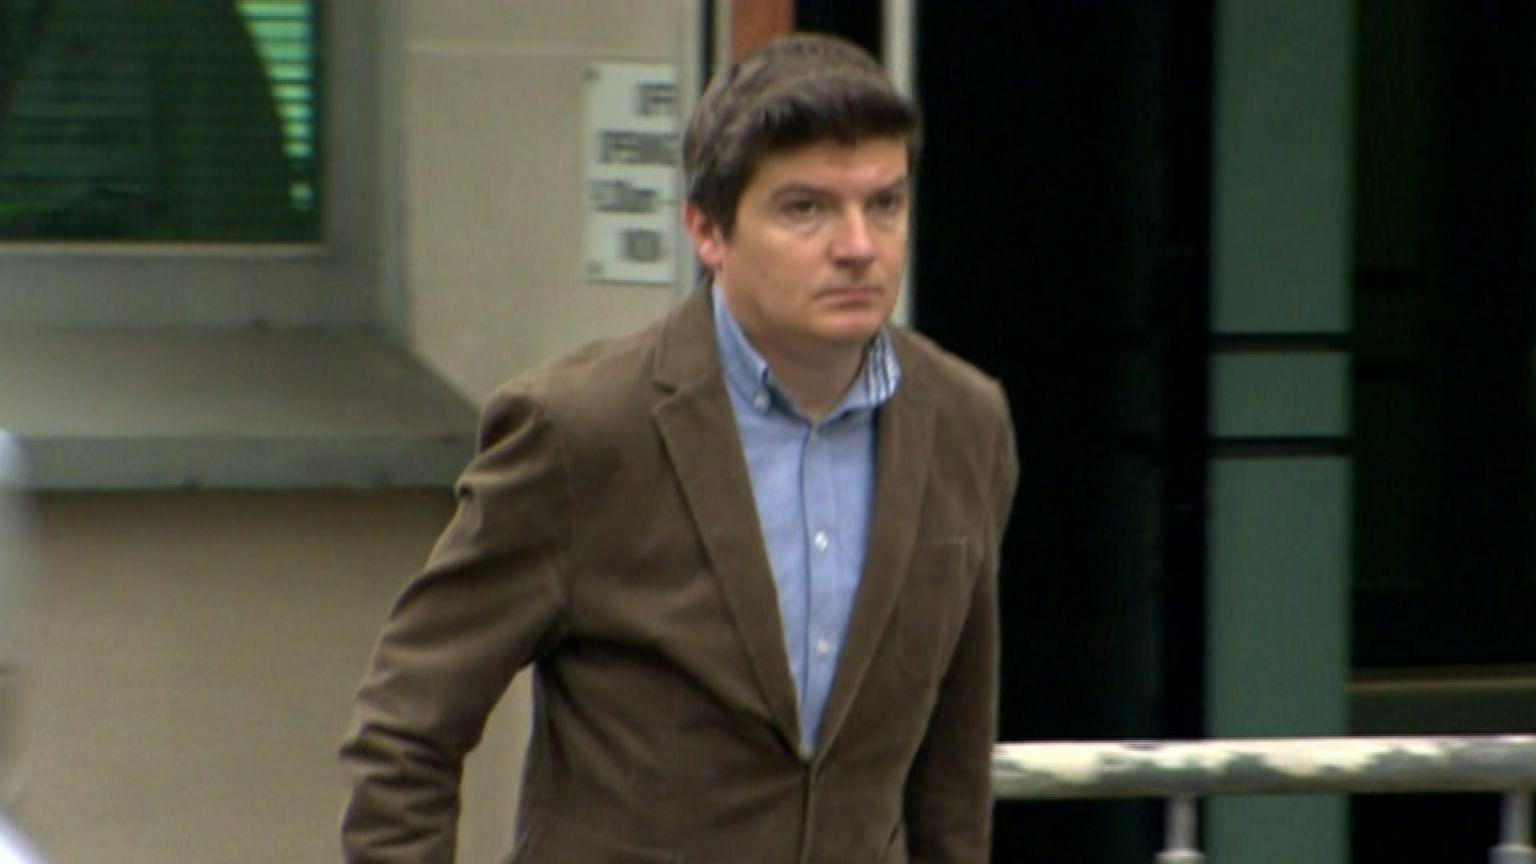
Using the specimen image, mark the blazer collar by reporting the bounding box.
[650,286,937,758]
[816,332,935,756]
[651,285,805,749]
[651,281,719,393]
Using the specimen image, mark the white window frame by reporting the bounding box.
[0,0,400,334]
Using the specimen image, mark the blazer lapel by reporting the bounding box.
[650,289,803,749]
[815,344,935,755]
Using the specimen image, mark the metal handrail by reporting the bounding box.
[992,735,1536,864]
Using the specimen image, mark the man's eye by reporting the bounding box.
[870,191,906,215]
[781,198,822,220]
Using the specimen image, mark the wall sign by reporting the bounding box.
[584,63,679,286]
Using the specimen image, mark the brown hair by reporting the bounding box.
[683,33,921,237]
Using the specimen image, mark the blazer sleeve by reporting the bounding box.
[339,384,573,863]
[903,387,1019,864]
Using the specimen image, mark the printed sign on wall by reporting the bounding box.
[584,63,679,286]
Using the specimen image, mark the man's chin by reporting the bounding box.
[813,316,888,348]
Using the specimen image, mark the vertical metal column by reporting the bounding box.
[882,0,915,328]
[678,0,709,298]
[882,0,914,94]
[1491,793,1536,864]
[1157,796,1206,864]
[711,0,732,71]
[1207,0,1354,857]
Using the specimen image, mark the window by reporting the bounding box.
[0,0,321,243]
[0,0,386,332]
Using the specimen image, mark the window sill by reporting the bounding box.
[0,328,477,489]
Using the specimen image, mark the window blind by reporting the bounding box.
[0,0,322,243]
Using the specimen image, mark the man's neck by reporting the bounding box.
[710,282,873,424]
[754,339,865,424]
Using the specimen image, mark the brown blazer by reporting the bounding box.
[340,287,1018,863]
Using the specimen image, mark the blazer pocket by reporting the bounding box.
[893,539,971,682]
[508,814,678,864]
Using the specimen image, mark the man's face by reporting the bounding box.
[687,137,910,360]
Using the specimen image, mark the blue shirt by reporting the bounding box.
[711,286,901,753]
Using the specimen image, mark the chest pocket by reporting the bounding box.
[893,539,971,682]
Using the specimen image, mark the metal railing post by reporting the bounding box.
[1491,792,1535,864]
[1156,796,1205,864]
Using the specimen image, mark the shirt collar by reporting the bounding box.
[711,282,901,420]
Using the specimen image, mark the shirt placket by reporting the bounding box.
[799,418,842,747]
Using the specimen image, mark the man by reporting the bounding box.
[341,33,1017,863]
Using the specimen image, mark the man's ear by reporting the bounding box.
[682,201,726,270]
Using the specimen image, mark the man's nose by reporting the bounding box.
[830,209,876,263]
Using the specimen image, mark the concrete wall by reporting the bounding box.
[390,5,701,853]
[14,490,552,864]
[14,493,455,863]
[400,0,693,402]
[9,4,704,862]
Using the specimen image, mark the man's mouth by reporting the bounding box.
[818,285,881,301]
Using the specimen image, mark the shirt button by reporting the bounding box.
[813,531,830,551]
[816,638,832,658]
[753,392,769,410]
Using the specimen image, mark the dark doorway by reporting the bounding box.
[1352,1,1536,861]
[910,2,1213,861]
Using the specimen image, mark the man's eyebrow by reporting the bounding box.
[767,177,911,200]
[768,183,832,201]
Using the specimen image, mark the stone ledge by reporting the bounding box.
[0,328,478,489]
